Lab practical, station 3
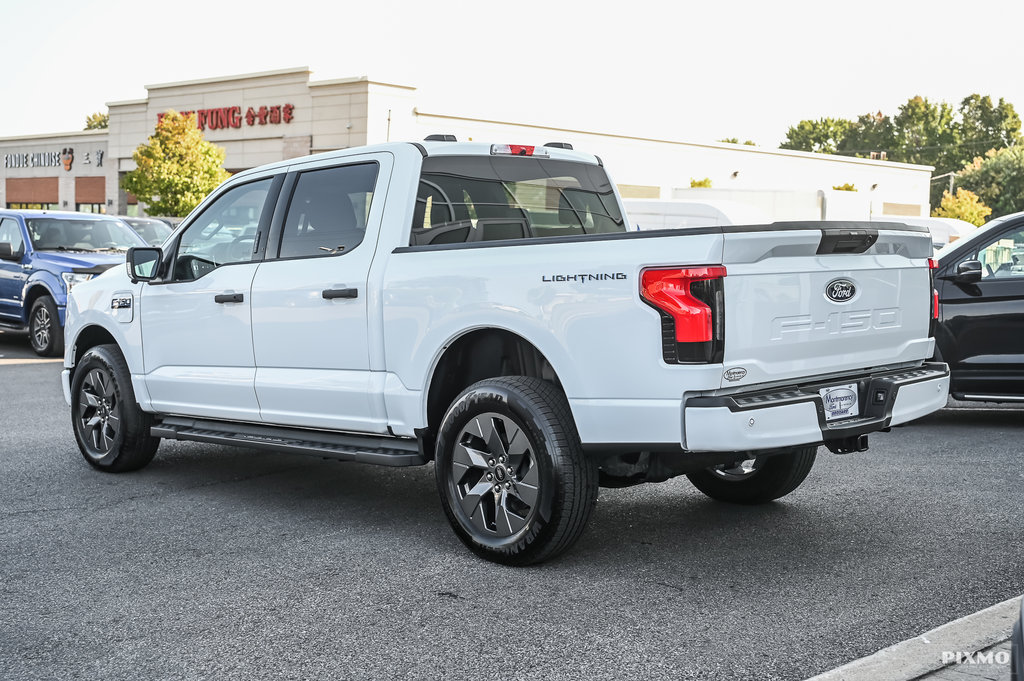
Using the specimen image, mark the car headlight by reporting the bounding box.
[61,272,94,291]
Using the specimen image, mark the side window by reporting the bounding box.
[0,218,25,256]
[174,179,273,281]
[975,227,1024,279]
[278,163,378,259]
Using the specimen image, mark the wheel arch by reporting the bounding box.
[71,324,119,368]
[422,327,568,456]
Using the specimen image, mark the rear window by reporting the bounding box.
[410,155,625,246]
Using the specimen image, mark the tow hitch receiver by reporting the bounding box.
[826,434,869,454]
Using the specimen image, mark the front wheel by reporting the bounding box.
[29,296,63,357]
[71,344,159,472]
[434,377,598,566]
[686,446,817,504]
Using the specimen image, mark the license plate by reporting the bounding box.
[819,383,859,421]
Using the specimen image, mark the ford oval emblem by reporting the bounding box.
[825,279,857,303]
[723,367,747,382]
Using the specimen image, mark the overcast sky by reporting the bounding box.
[3,0,1022,148]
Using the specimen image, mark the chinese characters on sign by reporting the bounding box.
[157,104,295,131]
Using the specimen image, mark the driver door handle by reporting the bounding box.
[214,293,244,304]
[322,288,358,300]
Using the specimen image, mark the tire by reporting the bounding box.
[434,376,598,566]
[686,446,817,504]
[28,296,63,357]
[70,344,159,472]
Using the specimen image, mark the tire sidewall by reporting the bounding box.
[435,382,564,560]
[71,346,130,468]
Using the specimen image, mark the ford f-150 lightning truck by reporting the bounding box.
[62,141,949,564]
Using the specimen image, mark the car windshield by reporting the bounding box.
[26,217,144,252]
[123,218,173,246]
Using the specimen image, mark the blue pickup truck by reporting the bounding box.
[0,210,147,356]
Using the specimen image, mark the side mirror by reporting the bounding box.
[127,247,162,283]
[955,259,982,284]
[0,242,17,261]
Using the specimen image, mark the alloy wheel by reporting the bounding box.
[450,412,540,538]
[31,306,51,351]
[78,368,121,456]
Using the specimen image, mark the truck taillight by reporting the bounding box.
[641,266,726,364]
[928,258,939,336]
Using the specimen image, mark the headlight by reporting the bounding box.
[61,272,93,291]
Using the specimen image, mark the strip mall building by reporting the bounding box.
[0,67,934,220]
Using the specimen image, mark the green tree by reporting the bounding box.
[719,138,757,146]
[953,94,1022,168]
[780,117,852,154]
[889,96,959,170]
[690,177,712,188]
[121,110,231,217]
[955,146,1024,218]
[837,111,895,158]
[931,188,991,226]
[832,183,857,192]
[84,111,108,130]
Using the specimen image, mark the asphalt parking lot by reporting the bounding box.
[1,331,1022,681]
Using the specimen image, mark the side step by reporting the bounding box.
[151,416,426,467]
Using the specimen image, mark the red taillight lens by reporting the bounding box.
[641,266,727,342]
[928,258,938,270]
[932,289,940,320]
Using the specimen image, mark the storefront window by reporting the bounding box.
[7,203,59,210]
[76,203,107,214]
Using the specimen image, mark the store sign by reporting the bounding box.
[158,104,295,131]
[4,148,103,171]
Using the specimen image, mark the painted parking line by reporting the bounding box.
[0,358,63,366]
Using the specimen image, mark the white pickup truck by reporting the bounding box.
[62,141,949,565]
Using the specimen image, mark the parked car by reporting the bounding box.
[933,211,1024,401]
[0,210,147,356]
[118,216,173,246]
[62,141,947,564]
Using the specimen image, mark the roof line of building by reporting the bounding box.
[0,128,108,144]
[412,109,935,172]
[310,76,415,91]
[144,66,312,91]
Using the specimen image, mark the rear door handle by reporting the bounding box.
[322,288,358,300]
[214,293,244,304]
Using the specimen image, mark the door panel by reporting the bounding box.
[939,223,1024,395]
[252,156,390,433]
[0,218,28,320]
[140,177,277,420]
[141,264,261,419]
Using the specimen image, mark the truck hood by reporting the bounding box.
[32,250,127,273]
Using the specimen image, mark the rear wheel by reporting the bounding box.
[71,344,159,472]
[29,296,63,357]
[434,377,598,565]
[686,446,817,504]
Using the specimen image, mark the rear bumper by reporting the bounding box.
[683,363,949,453]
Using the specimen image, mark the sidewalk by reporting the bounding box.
[806,596,1020,681]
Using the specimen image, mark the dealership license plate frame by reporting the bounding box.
[819,383,860,421]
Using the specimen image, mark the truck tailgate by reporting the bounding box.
[720,224,934,389]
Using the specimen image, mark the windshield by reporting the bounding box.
[411,156,626,246]
[27,217,144,252]
[123,218,173,246]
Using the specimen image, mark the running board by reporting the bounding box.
[151,416,426,467]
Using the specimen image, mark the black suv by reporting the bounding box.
[933,211,1024,402]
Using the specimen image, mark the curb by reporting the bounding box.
[805,595,1021,681]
